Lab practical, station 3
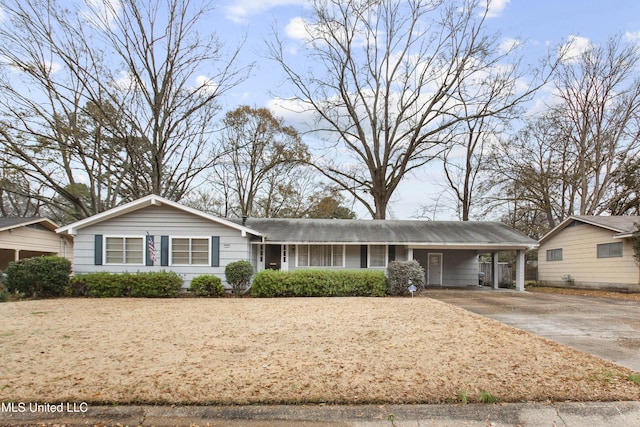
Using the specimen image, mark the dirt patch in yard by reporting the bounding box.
[0,297,638,405]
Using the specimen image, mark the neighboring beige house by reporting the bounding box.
[538,216,640,292]
[0,217,73,270]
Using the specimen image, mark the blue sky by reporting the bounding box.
[217,0,640,107]
[214,1,640,219]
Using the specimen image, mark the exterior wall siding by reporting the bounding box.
[440,250,480,286]
[538,222,640,291]
[72,205,251,287]
[0,227,72,257]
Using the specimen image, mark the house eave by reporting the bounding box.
[251,241,537,250]
[56,194,262,237]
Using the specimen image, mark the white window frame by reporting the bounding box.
[368,244,388,268]
[296,244,344,267]
[104,235,145,266]
[170,236,211,266]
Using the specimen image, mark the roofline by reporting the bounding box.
[251,241,537,250]
[0,217,60,233]
[56,194,262,237]
[539,215,638,244]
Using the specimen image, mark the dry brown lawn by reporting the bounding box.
[1,297,639,405]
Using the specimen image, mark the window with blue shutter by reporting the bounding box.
[94,235,103,265]
[211,236,220,267]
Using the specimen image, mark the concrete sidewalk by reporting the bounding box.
[2,402,640,426]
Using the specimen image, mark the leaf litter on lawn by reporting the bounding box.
[0,297,638,404]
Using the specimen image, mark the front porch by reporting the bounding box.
[252,243,528,291]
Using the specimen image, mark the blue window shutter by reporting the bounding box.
[211,236,220,267]
[94,235,103,265]
[161,236,169,266]
[360,245,368,268]
[146,234,154,266]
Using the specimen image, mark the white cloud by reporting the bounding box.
[194,75,219,95]
[285,16,312,41]
[225,0,308,23]
[497,37,522,54]
[484,0,510,18]
[81,0,122,29]
[624,31,640,43]
[559,35,592,62]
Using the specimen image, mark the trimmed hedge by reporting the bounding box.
[69,271,183,297]
[190,274,225,297]
[251,269,387,297]
[4,256,71,298]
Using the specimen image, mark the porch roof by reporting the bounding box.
[241,218,537,250]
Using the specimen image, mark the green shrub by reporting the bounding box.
[4,256,71,298]
[0,282,7,302]
[71,271,183,297]
[225,260,254,296]
[129,271,182,297]
[251,269,387,298]
[386,260,425,296]
[190,274,225,297]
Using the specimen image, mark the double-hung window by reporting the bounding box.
[105,237,144,264]
[369,245,387,267]
[171,237,210,265]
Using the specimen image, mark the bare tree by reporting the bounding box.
[269,0,548,218]
[552,35,640,215]
[485,35,640,233]
[0,0,249,221]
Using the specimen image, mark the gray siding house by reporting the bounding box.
[57,195,537,290]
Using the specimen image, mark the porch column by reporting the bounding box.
[14,249,20,262]
[515,250,525,292]
[492,251,499,289]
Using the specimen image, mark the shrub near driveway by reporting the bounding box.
[4,256,71,298]
[251,269,387,297]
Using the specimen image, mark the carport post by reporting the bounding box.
[492,251,499,289]
[515,250,525,292]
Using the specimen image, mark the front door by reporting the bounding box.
[427,253,443,286]
[265,245,281,270]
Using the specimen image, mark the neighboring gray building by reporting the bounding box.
[57,195,537,290]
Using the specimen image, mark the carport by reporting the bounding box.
[0,218,72,270]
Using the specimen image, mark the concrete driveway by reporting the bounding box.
[426,288,640,372]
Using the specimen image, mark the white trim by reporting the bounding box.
[0,218,60,233]
[427,252,443,286]
[253,241,535,250]
[103,235,145,266]
[169,236,211,266]
[368,244,387,268]
[295,244,345,268]
[539,215,639,244]
[56,194,261,237]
